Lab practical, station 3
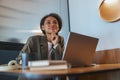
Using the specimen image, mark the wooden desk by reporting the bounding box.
[0,64,120,80]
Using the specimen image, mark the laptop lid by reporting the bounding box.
[62,32,98,67]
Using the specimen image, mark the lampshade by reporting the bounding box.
[99,0,120,22]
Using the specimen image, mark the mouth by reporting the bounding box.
[49,27,56,30]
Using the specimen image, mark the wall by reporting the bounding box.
[68,0,120,51]
[0,0,69,43]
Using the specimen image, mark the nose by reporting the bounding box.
[49,23,56,27]
[51,25,55,29]
[51,22,56,25]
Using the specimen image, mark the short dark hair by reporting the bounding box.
[40,13,62,34]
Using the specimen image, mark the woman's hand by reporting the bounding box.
[51,33,58,46]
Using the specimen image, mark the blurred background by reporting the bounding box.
[0,0,69,43]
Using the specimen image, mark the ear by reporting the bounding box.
[41,25,45,30]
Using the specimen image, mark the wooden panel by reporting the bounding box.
[78,48,120,80]
[94,48,120,64]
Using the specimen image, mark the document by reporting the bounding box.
[28,60,67,67]
[29,64,68,70]
[28,60,68,70]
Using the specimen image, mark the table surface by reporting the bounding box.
[0,64,120,79]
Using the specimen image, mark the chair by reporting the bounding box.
[0,41,24,80]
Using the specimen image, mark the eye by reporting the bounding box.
[53,21,58,24]
[46,21,51,25]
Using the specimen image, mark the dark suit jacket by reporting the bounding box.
[16,34,64,63]
[17,35,65,80]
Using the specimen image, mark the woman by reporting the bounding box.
[16,13,65,80]
[17,13,64,63]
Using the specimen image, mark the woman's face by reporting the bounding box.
[42,16,59,34]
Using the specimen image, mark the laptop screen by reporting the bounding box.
[62,32,98,67]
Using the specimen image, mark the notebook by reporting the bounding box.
[62,32,98,67]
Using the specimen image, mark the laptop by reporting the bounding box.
[62,32,98,67]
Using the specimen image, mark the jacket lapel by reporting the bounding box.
[40,35,48,60]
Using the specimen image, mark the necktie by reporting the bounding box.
[48,44,54,60]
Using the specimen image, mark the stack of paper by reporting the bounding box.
[28,60,68,70]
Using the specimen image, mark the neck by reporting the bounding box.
[46,33,52,42]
